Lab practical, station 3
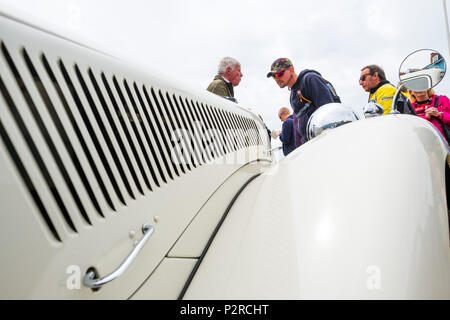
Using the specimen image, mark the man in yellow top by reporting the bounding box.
[359,64,410,114]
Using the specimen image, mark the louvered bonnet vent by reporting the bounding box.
[0,14,270,243]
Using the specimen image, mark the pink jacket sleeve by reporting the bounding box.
[438,95,450,126]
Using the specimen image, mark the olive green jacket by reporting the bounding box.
[206,75,234,98]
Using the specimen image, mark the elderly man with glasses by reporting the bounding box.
[207,57,243,102]
[267,58,336,147]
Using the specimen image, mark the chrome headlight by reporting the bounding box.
[363,102,384,118]
[306,103,359,140]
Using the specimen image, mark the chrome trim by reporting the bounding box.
[363,102,384,118]
[306,103,358,140]
[390,84,404,114]
[83,224,154,289]
[266,146,282,153]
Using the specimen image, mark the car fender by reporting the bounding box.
[184,115,450,299]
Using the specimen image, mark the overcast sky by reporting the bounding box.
[1,0,450,142]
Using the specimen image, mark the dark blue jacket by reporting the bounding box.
[279,115,295,156]
[290,69,335,146]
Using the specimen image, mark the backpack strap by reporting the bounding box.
[294,75,312,119]
[299,70,341,103]
[294,100,311,118]
[323,79,340,102]
[434,95,440,108]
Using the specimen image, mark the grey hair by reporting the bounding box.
[218,57,240,75]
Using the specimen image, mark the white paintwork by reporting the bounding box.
[130,258,197,300]
[168,160,271,258]
[0,7,449,300]
[0,13,270,299]
[185,115,450,299]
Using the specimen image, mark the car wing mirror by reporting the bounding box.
[399,48,446,92]
[391,49,447,114]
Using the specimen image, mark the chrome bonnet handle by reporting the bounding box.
[83,223,154,289]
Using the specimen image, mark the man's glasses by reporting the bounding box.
[359,73,372,82]
[273,70,286,78]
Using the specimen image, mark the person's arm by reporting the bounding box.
[377,86,397,114]
[271,130,281,139]
[417,111,429,121]
[437,95,450,126]
[279,119,293,145]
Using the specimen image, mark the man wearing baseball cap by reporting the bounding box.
[267,58,337,147]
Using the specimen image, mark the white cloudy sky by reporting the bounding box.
[1,0,449,135]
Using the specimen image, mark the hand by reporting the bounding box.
[425,107,442,119]
[270,130,282,139]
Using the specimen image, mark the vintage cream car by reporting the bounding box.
[0,10,449,299]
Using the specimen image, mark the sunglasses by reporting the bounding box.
[273,69,286,78]
[359,73,373,82]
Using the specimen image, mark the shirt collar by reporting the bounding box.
[216,74,230,84]
[416,99,432,105]
[369,80,390,94]
[222,77,231,84]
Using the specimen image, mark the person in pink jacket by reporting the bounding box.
[409,88,450,142]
